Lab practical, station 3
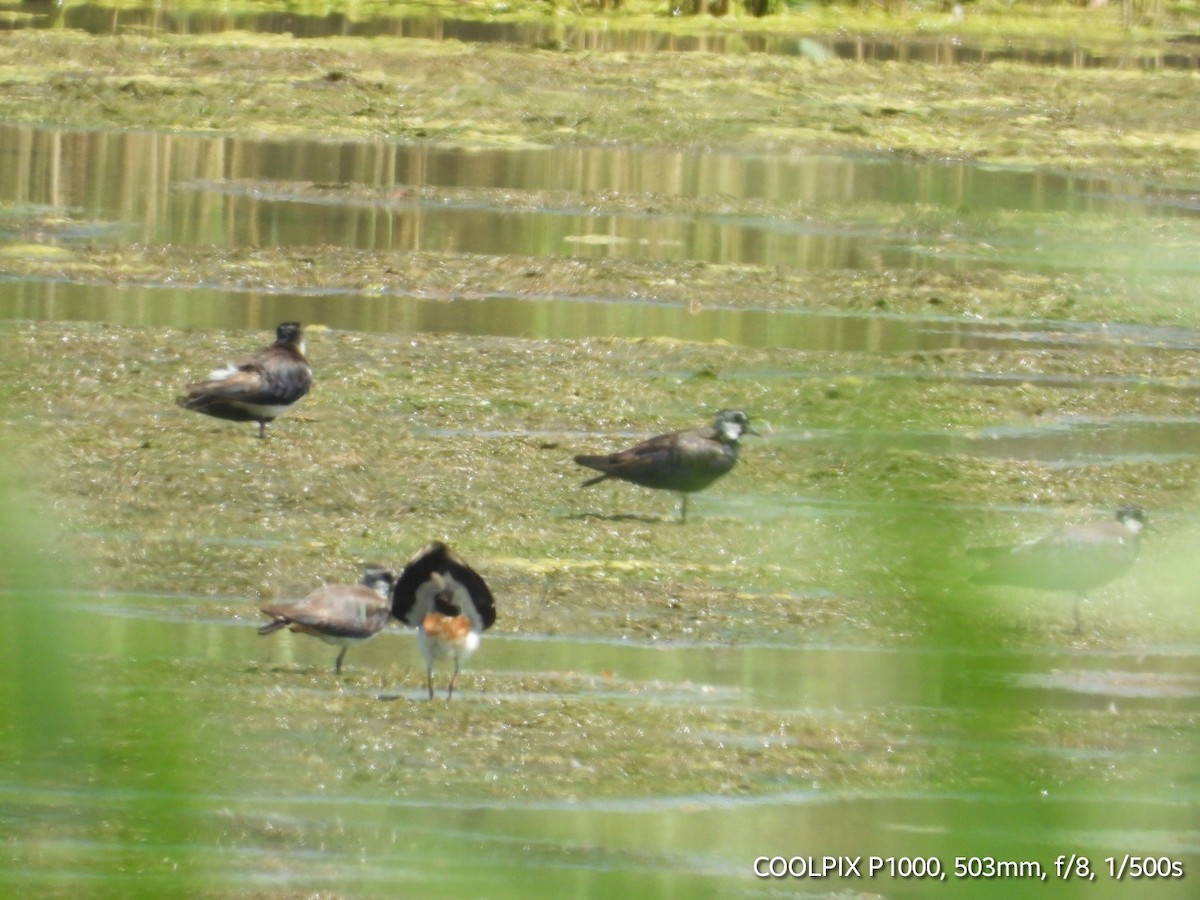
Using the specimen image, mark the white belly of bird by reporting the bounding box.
[236,400,295,419]
[419,627,480,662]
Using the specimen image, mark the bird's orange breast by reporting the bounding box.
[422,612,473,644]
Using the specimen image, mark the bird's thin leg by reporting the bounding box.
[426,666,435,701]
[447,658,461,701]
[679,494,688,525]
[334,646,348,675]
[257,420,267,439]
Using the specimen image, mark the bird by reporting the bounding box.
[967,505,1147,633]
[177,322,312,438]
[258,565,397,674]
[391,542,497,701]
[573,409,754,523]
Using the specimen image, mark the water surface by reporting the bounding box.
[1,42,1199,895]
[5,595,1197,896]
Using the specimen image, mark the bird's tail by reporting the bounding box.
[257,617,289,636]
[574,455,611,487]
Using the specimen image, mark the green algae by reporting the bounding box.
[0,21,1196,182]
[2,211,1198,328]
[1,7,1198,892]
[3,319,1198,652]
[21,0,1198,41]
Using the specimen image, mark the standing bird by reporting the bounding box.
[574,409,753,524]
[177,322,312,438]
[391,542,497,701]
[967,506,1147,633]
[258,565,398,674]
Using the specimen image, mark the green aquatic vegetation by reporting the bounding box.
[3,320,1198,649]
[0,24,1196,182]
[3,313,1198,892]
[1,5,1198,891]
[22,0,1194,39]
[3,225,1198,328]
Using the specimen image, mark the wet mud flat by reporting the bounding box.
[0,11,1196,185]
[4,319,1199,648]
[4,317,1200,895]
[1,1,1199,893]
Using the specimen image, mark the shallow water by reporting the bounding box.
[2,123,1198,362]
[2,127,1194,267]
[4,595,1198,896]
[2,33,1200,895]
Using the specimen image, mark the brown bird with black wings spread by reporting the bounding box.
[574,409,754,523]
[177,322,312,438]
[391,542,497,701]
[968,505,1147,633]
